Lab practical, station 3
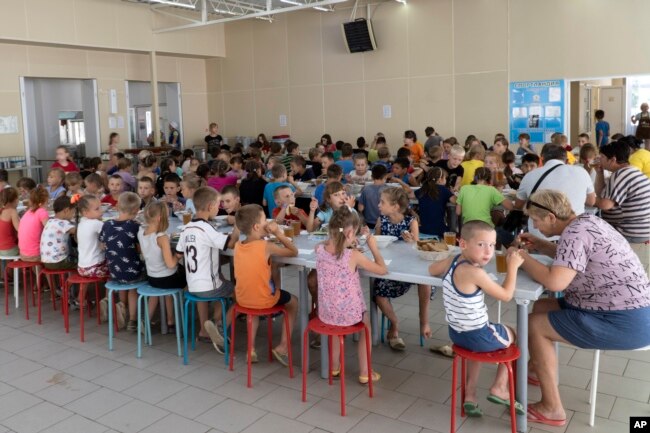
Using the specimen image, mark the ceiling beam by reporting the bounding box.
[153,0,347,33]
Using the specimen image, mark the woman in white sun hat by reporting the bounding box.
[168,121,181,149]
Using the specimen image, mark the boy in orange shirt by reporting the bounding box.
[234,204,299,365]
[403,130,425,164]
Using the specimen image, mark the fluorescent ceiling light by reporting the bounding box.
[395,0,406,4]
[280,0,302,5]
[150,0,196,9]
[312,6,331,11]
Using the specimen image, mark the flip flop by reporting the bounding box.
[388,337,406,351]
[528,376,540,386]
[486,394,525,415]
[430,344,454,358]
[527,405,566,427]
[463,402,483,417]
[272,349,290,367]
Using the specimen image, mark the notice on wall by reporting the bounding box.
[108,117,117,129]
[0,116,19,134]
[509,80,565,146]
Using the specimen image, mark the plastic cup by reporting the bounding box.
[182,212,192,225]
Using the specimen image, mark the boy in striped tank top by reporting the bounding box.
[428,220,524,417]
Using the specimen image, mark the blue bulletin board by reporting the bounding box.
[509,80,565,146]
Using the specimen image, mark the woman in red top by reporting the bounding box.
[0,188,20,256]
[51,145,79,173]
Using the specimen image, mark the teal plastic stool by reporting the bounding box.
[183,292,230,365]
[136,284,183,358]
[106,280,148,351]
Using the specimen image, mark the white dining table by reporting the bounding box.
[169,218,545,433]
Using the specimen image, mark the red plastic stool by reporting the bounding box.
[450,344,520,433]
[302,317,374,416]
[4,260,40,319]
[63,274,106,342]
[229,304,294,388]
[36,268,72,324]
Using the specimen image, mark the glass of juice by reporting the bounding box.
[291,220,302,236]
[496,251,507,273]
[283,227,294,238]
[444,231,457,246]
[182,212,192,225]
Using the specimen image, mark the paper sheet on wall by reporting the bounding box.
[108,117,117,129]
[548,87,562,102]
[0,116,19,134]
[117,116,125,129]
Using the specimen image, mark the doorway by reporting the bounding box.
[125,81,182,148]
[20,77,100,181]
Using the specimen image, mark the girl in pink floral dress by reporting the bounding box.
[315,207,388,384]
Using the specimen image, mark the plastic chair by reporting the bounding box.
[4,260,40,320]
[0,256,20,310]
[105,280,149,351]
[63,274,106,342]
[450,344,520,433]
[302,317,373,416]
[229,303,293,388]
[183,292,231,365]
[36,268,72,324]
[136,284,183,358]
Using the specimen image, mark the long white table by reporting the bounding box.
[169,219,543,433]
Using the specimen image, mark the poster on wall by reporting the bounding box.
[0,116,19,134]
[509,80,565,146]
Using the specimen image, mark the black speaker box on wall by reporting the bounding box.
[341,18,377,53]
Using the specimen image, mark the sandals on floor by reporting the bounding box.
[486,394,525,415]
[527,404,566,427]
[358,371,381,384]
[430,344,454,358]
[272,349,289,367]
[388,337,406,351]
[527,375,540,386]
[463,402,483,417]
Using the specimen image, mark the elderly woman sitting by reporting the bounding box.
[511,190,650,427]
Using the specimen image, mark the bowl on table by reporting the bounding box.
[373,235,398,249]
[295,181,310,191]
[213,215,230,226]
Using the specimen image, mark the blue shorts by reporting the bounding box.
[549,298,650,350]
[448,323,511,353]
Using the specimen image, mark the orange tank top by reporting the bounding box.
[234,239,278,309]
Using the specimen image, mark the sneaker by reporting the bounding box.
[127,320,137,332]
[99,298,108,323]
[204,320,225,354]
[115,301,127,330]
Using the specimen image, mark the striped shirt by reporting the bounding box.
[442,255,489,332]
[601,166,650,239]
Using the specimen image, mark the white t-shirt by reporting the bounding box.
[175,219,228,293]
[77,217,105,268]
[40,218,75,263]
[516,160,595,239]
[138,228,176,278]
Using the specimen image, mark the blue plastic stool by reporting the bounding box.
[136,284,183,358]
[106,280,148,351]
[380,314,424,347]
[183,292,231,365]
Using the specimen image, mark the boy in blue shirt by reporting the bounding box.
[262,164,302,216]
[335,143,355,177]
[314,164,343,205]
[595,109,610,148]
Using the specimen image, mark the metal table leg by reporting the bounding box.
[298,267,310,374]
[516,299,529,433]
[369,278,379,345]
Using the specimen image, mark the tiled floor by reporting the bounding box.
[0,268,647,433]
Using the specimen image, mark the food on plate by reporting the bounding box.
[416,240,449,252]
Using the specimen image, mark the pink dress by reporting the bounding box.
[207,175,238,192]
[316,244,365,326]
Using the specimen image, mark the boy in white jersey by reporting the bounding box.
[176,187,238,353]
[428,220,524,417]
